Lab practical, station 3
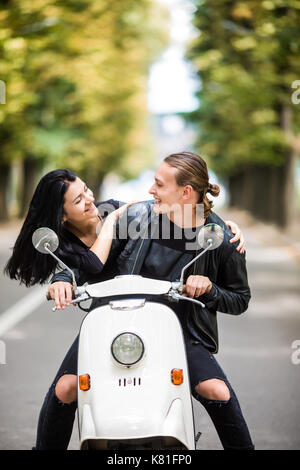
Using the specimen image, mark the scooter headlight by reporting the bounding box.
[111,332,144,366]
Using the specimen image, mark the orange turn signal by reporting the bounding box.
[79,374,90,391]
[171,368,184,385]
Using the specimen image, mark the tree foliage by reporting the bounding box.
[188,0,300,172]
[186,0,300,225]
[0,0,169,218]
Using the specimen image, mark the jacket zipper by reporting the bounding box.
[130,223,149,274]
[191,303,218,353]
[192,251,218,353]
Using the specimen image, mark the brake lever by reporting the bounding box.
[51,292,90,312]
[168,290,205,308]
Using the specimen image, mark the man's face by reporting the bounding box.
[149,161,183,214]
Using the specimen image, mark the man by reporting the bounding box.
[47,151,254,450]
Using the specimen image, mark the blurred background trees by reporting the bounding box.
[0,0,169,219]
[1,0,299,229]
[186,0,300,227]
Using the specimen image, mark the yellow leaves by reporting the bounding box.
[8,78,25,97]
[3,37,26,52]
[0,9,9,21]
[0,29,12,41]
[194,50,222,71]
[262,0,300,10]
[232,3,253,20]
[0,109,5,124]
[285,0,300,8]
[262,1,275,10]
[40,4,61,18]
[232,37,257,50]
[185,0,300,182]
[0,0,169,179]
[250,109,277,125]
[200,142,219,158]
[257,22,276,36]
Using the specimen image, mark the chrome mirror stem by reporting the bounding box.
[179,240,212,293]
[44,244,77,290]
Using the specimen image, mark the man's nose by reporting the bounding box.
[149,184,155,194]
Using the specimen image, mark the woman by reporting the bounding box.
[5,168,245,449]
[5,169,132,288]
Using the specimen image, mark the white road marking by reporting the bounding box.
[0,287,46,337]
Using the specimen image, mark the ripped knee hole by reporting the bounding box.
[55,374,77,404]
[194,378,231,402]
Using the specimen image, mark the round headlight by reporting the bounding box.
[111,332,144,366]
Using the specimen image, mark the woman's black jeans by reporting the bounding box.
[35,336,79,450]
[34,336,254,450]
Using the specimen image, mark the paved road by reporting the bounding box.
[0,216,299,450]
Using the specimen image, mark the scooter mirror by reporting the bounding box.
[197,223,224,251]
[32,227,59,254]
[32,227,78,290]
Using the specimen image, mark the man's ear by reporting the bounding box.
[182,185,194,200]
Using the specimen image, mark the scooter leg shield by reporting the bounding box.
[77,301,195,450]
[81,404,96,443]
[163,398,194,449]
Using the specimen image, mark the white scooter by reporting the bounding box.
[32,223,224,450]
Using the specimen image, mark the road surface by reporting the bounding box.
[0,214,299,450]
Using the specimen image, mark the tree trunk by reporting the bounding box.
[19,158,41,218]
[0,162,10,221]
[278,105,297,228]
[84,171,104,202]
[240,166,255,213]
[227,155,297,228]
[252,166,273,222]
[228,172,242,208]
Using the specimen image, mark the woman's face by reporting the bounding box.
[63,177,98,225]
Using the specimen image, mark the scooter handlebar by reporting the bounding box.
[46,290,75,301]
[46,284,86,302]
[45,278,205,311]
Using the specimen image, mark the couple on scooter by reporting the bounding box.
[6,151,254,450]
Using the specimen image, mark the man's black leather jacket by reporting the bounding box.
[51,201,251,353]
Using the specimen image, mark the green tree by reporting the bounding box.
[187,0,300,227]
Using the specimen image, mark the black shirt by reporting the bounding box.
[140,213,203,281]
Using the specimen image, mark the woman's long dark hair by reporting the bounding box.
[4,169,76,286]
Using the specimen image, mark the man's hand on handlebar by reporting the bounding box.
[47,281,74,310]
[182,275,212,299]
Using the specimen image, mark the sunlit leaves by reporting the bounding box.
[186,0,300,176]
[0,0,169,187]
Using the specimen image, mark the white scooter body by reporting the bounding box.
[77,276,195,450]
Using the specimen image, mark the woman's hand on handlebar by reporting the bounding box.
[47,281,73,310]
